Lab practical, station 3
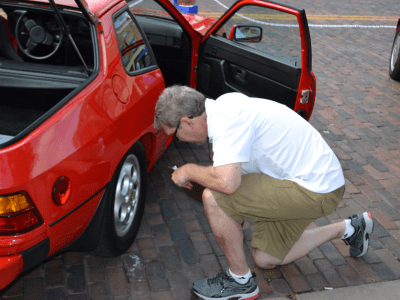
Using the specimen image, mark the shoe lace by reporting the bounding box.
[207,270,233,286]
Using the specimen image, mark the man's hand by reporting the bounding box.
[172,165,193,190]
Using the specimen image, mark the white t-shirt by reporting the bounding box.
[205,93,345,193]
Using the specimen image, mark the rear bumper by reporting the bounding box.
[0,238,49,291]
[0,254,23,291]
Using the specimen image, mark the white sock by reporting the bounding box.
[341,219,355,239]
[229,268,252,284]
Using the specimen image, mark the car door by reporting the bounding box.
[196,0,316,120]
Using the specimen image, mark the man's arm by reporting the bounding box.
[171,163,242,195]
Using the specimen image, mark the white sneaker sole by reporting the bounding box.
[359,211,374,257]
[193,286,260,300]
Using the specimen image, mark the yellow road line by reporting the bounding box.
[308,15,398,21]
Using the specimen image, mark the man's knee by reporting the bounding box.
[202,188,228,222]
[202,188,217,208]
[253,249,282,269]
[202,188,213,200]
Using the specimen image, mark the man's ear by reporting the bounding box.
[181,117,194,127]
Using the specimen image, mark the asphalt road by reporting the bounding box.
[1,0,400,299]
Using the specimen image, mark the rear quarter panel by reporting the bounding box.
[0,0,165,256]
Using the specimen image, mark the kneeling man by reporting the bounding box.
[153,85,373,300]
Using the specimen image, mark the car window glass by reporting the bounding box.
[128,0,174,21]
[215,5,301,67]
[113,10,154,73]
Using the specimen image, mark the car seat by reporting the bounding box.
[0,16,23,62]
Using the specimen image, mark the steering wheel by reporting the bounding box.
[15,12,63,60]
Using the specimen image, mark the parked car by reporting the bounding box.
[0,0,316,290]
[389,18,400,80]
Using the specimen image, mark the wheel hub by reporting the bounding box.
[114,154,141,237]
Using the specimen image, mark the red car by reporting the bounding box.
[0,0,316,290]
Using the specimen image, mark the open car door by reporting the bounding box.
[197,0,316,120]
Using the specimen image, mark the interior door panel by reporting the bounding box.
[198,35,301,109]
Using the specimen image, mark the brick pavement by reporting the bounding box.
[2,0,400,299]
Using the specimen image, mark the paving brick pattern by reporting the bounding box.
[2,0,400,298]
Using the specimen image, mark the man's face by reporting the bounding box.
[161,114,208,145]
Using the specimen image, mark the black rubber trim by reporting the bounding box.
[21,237,50,272]
[0,65,88,89]
[49,183,108,227]
[61,182,110,252]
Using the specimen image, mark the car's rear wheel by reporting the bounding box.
[389,29,400,81]
[93,142,147,257]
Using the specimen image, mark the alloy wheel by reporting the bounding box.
[114,154,141,237]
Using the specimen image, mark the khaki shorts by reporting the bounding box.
[210,173,344,260]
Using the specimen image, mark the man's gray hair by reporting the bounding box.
[154,85,206,129]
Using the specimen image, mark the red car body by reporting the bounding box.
[0,0,316,290]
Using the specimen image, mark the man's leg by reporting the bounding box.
[253,221,345,269]
[202,188,249,275]
[253,211,374,269]
[192,189,260,300]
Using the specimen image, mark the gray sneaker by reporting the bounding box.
[342,212,374,257]
[192,269,260,300]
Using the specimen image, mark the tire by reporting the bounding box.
[389,29,400,81]
[93,142,147,257]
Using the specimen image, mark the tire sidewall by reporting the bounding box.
[389,29,400,80]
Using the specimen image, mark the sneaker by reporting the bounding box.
[192,269,260,300]
[342,212,374,257]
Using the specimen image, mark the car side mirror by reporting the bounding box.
[232,25,262,42]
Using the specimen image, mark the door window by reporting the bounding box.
[128,0,174,21]
[113,10,155,73]
[216,5,301,67]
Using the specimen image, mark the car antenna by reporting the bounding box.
[48,0,91,76]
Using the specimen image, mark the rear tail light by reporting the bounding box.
[0,192,43,235]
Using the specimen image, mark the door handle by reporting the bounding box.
[220,60,240,94]
[236,68,247,80]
